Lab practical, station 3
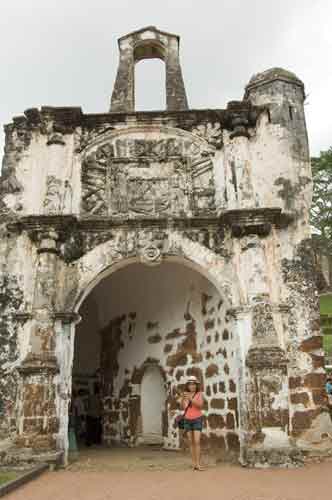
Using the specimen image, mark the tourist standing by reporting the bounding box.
[178,376,205,471]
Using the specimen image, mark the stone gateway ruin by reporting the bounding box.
[1,26,332,467]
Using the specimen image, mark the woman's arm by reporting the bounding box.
[190,392,204,409]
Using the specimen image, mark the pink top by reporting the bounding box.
[183,392,203,420]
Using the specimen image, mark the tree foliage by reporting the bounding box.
[310,147,332,252]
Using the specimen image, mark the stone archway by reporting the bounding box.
[66,247,239,459]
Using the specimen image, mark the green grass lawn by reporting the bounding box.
[324,335,332,355]
[320,294,332,364]
[320,294,332,315]
[0,472,18,485]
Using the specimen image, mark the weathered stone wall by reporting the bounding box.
[0,26,331,466]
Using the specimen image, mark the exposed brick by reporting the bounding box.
[166,352,188,367]
[192,353,203,363]
[147,333,162,344]
[292,409,320,432]
[222,329,229,341]
[166,328,183,340]
[226,412,235,429]
[289,376,302,390]
[180,332,197,352]
[227,398,238,412]
[312,388,327,406]
[227,432,240,451]
[209,433,226,451]
[300,335,322,352]
[175,369,184,381]
[186,367,203,383]
[210,398,225,409]
[304,373,326,389]
[219,382,226,393]
[204,318,215,330]
[310,353,325,369]
[290,392,310,406]
[163,343,173,354]
[229,379,236,392]
[208,413,225,429]
[206,363,219,378]
[147,321,159,330]
[201,293,212,316]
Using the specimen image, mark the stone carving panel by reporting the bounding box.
[190,122,223,149]
[43,176,62,214]
[81,153,108,215]
[80,133,216,218]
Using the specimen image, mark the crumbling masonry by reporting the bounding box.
[0,26,331,467]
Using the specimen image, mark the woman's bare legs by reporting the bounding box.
[193,430,204,470]
[186,431,195,467]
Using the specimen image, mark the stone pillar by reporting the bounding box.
[244,299,291,466]
[53,312,81,465]
[13,217,76,463]
[16,227,60,456]
[110,40,135,113]
[228,216,294,465]
[164,36,188,111]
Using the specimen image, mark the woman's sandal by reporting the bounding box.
[193,465,205,471]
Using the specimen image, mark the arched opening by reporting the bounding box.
[135,59,166,111]
[70,259,239,463]
[140,365,166,444]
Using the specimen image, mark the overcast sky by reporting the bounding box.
[1,0,331,163]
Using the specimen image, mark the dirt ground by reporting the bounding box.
[6,446,332,500]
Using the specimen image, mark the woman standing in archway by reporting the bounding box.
[179,376,205,471]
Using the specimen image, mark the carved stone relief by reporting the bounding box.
[43,176,62,214]
[190,122,223,149]
[81,153,107,215]
[80,136,216,218]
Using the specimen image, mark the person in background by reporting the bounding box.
[86,383,102,446]
[326,376,332,406]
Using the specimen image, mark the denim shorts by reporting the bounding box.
[183,417,203,431]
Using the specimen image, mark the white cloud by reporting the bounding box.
[0,0,331,161]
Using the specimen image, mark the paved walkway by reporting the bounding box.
[6,447,332,500]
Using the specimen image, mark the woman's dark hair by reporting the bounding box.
[185,380,200,392]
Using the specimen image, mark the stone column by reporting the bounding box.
[228,217,293,466]
[164,37,188,111]
[14,217,75,463]
[53,312,81,465]
[110,41,135,113]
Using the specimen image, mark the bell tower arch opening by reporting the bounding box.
[110,26,188,112]
[135,58,166,111]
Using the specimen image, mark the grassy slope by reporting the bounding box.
[320,294,332,358]
[0,472,18,485]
